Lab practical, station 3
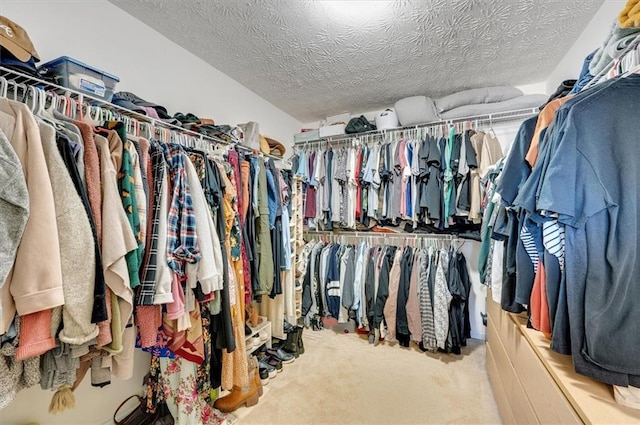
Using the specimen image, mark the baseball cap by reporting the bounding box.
[0,16,40,63]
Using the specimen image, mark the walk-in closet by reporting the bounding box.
[1,1,640,424]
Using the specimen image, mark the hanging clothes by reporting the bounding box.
[293,126,490,235]
[486,73,640,389]
[298,238,472,355]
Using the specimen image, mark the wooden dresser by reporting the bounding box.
[486,291,640,424]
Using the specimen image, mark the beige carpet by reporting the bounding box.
[233,328,502,425]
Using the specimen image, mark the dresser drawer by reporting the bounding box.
[487,315,540,424]
[509,316,581,424]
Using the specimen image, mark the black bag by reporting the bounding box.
[114,395,174,425]
[345,115,376,134]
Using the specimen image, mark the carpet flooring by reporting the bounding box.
[234,328,502,424]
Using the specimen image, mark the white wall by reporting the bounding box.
[545,0,626,92]
[466,119,524,341]
[1,352,151,425]
[0,1,300,424]
[0,0,301,147]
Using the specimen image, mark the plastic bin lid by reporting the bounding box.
[38,56,120,82]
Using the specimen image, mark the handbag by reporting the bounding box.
[345,115,376,134]
[114,395,173,425]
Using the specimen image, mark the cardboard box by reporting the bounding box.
[319,124,345,138]
[326,112,350,125]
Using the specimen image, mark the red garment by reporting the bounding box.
[16,309,56,360]
[228,152,252,305]
[355,148,362,220]
[135,305,162,348]
[163,304,204,365]
[240,161,250,223]
[530,261,550,334]
[74,121,102,243]
[304,152,317,219]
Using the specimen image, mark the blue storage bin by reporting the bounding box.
[38,56,120,101]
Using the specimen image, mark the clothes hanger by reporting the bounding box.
[32,86,66,129]
[56,94,68,116]
[5,79,17,100]
[42,90,58,120]
[35,87,46,116]
[25,85,38,113]
[142,122,152,140]
[14,82,27,101]
[487,115,496,138]
[84,104,103,126]
[0,76,7,98]
[99,106,109,123]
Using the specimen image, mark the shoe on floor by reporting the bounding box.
[267,348,295,364]
[258,354,282,374]
[259,367,270,385]
[258,358,278,378]
[214,378,259,412]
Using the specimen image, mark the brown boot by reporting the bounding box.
[249,356,263,397]
[213,379,259,413]
[248,302,259,328]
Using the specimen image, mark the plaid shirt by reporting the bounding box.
[137,142,166,305]
[162,143,201,278]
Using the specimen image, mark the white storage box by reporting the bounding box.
[375,109,399,130]
[319,124,345,138]
[294,129,320,143]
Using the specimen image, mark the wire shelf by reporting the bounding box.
[294,107,539,149]
[0,66,283,160]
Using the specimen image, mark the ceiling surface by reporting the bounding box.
[110,0,604,123]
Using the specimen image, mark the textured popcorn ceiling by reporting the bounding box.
[109,0,604,122]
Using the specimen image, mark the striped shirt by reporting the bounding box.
[520,222,540,274]
[419,248,437,351]
[137,142,166,305]
[542,220,565,271]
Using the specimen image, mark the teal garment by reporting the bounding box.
[477,201,495,284]
[442,127,456,227]
[118,139,142,289]
[478,160,503,284]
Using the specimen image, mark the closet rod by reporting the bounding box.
[0,66,283,160]
[294,107,539,149]
[304,230,459,240]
